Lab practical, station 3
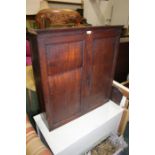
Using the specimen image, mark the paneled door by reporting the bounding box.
[82,28,121,113]
[37,30,87,130]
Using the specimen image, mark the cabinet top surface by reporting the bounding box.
[29,25,123,35]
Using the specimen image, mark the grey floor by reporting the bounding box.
[119,122,129,155]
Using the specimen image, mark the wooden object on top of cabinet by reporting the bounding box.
[29,26,122,131]
[35,8,82,29]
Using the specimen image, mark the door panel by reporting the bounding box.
[83,36,117,112]
[42,32,86,129]
[46,41,83,75]
[48,69,82,126]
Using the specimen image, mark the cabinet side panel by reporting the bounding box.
[29,34,45,113]
[114,41,129,82]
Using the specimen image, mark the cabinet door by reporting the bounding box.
[38,31,86,130]
[82,28,120,112]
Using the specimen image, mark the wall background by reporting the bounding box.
[84,0,129,27]
[26,0,129,28]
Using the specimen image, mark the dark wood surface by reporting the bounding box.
[29,26,122,131]
[110,86,123,105]
[114,40,129,83]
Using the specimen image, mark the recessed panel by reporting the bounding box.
[85,37,116,110]
[48,69,82,124]
[46,41,83,75]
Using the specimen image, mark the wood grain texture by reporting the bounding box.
[118,109,129,135]
[48,69,82,127]
[35,8,82,29]
[46,40,83,75]
[29,26,122,131]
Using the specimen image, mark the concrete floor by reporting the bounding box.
[120,122,129,155]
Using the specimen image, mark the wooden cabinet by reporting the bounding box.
[29,26,122,131]
[114,38,129,83]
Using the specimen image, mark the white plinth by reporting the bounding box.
[33,100,123,155]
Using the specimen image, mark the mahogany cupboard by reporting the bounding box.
[29,26,122,131]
